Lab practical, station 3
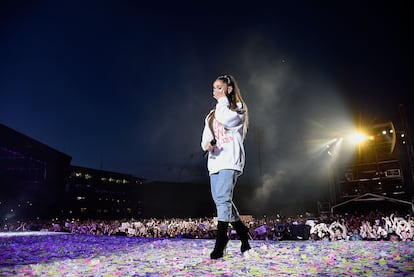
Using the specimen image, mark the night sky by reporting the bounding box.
[1,1,413,210]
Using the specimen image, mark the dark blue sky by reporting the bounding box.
[1,1,412,204]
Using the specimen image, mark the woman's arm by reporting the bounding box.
[214,97,243,127]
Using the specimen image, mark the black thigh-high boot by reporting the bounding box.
[210,221,229,259]
[231,220,251,253]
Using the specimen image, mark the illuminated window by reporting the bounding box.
[75,172,82,177]
[76,196,86,201]
[80,208,87,213]
[101,177,107,182]
[85,174,92,179]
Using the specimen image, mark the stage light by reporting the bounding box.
[382,130,387,135]
[347,131,369,145]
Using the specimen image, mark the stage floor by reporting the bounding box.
[0,231,413,276]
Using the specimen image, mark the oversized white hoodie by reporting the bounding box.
[201,97,246,175]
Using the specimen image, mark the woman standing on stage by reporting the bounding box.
[201,74,251,259]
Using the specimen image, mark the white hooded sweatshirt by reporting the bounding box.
[201,97,246,175]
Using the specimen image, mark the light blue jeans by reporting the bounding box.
[210,169,241,222]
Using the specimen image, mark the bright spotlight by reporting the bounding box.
[347,132,369,145]
[382,130,387,135]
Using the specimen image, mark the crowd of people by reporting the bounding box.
[2,210,413,242]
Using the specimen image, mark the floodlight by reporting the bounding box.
[347,132,369,145]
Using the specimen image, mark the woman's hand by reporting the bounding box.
[204,141,215,152]
[213,87,226,101]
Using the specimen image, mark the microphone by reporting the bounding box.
[203,139,217,157]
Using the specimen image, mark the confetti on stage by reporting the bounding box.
[0,232,413,276]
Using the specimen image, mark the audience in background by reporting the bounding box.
[1,210,413,242]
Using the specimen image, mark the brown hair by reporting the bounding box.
[209,74,249,139]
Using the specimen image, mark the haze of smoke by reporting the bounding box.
[254,169,287,200]
[237,34,351,211]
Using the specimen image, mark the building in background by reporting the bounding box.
[0,123,212,222]
[0,123,71,220]
[0,123,147,221]
[65,166,145,219]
